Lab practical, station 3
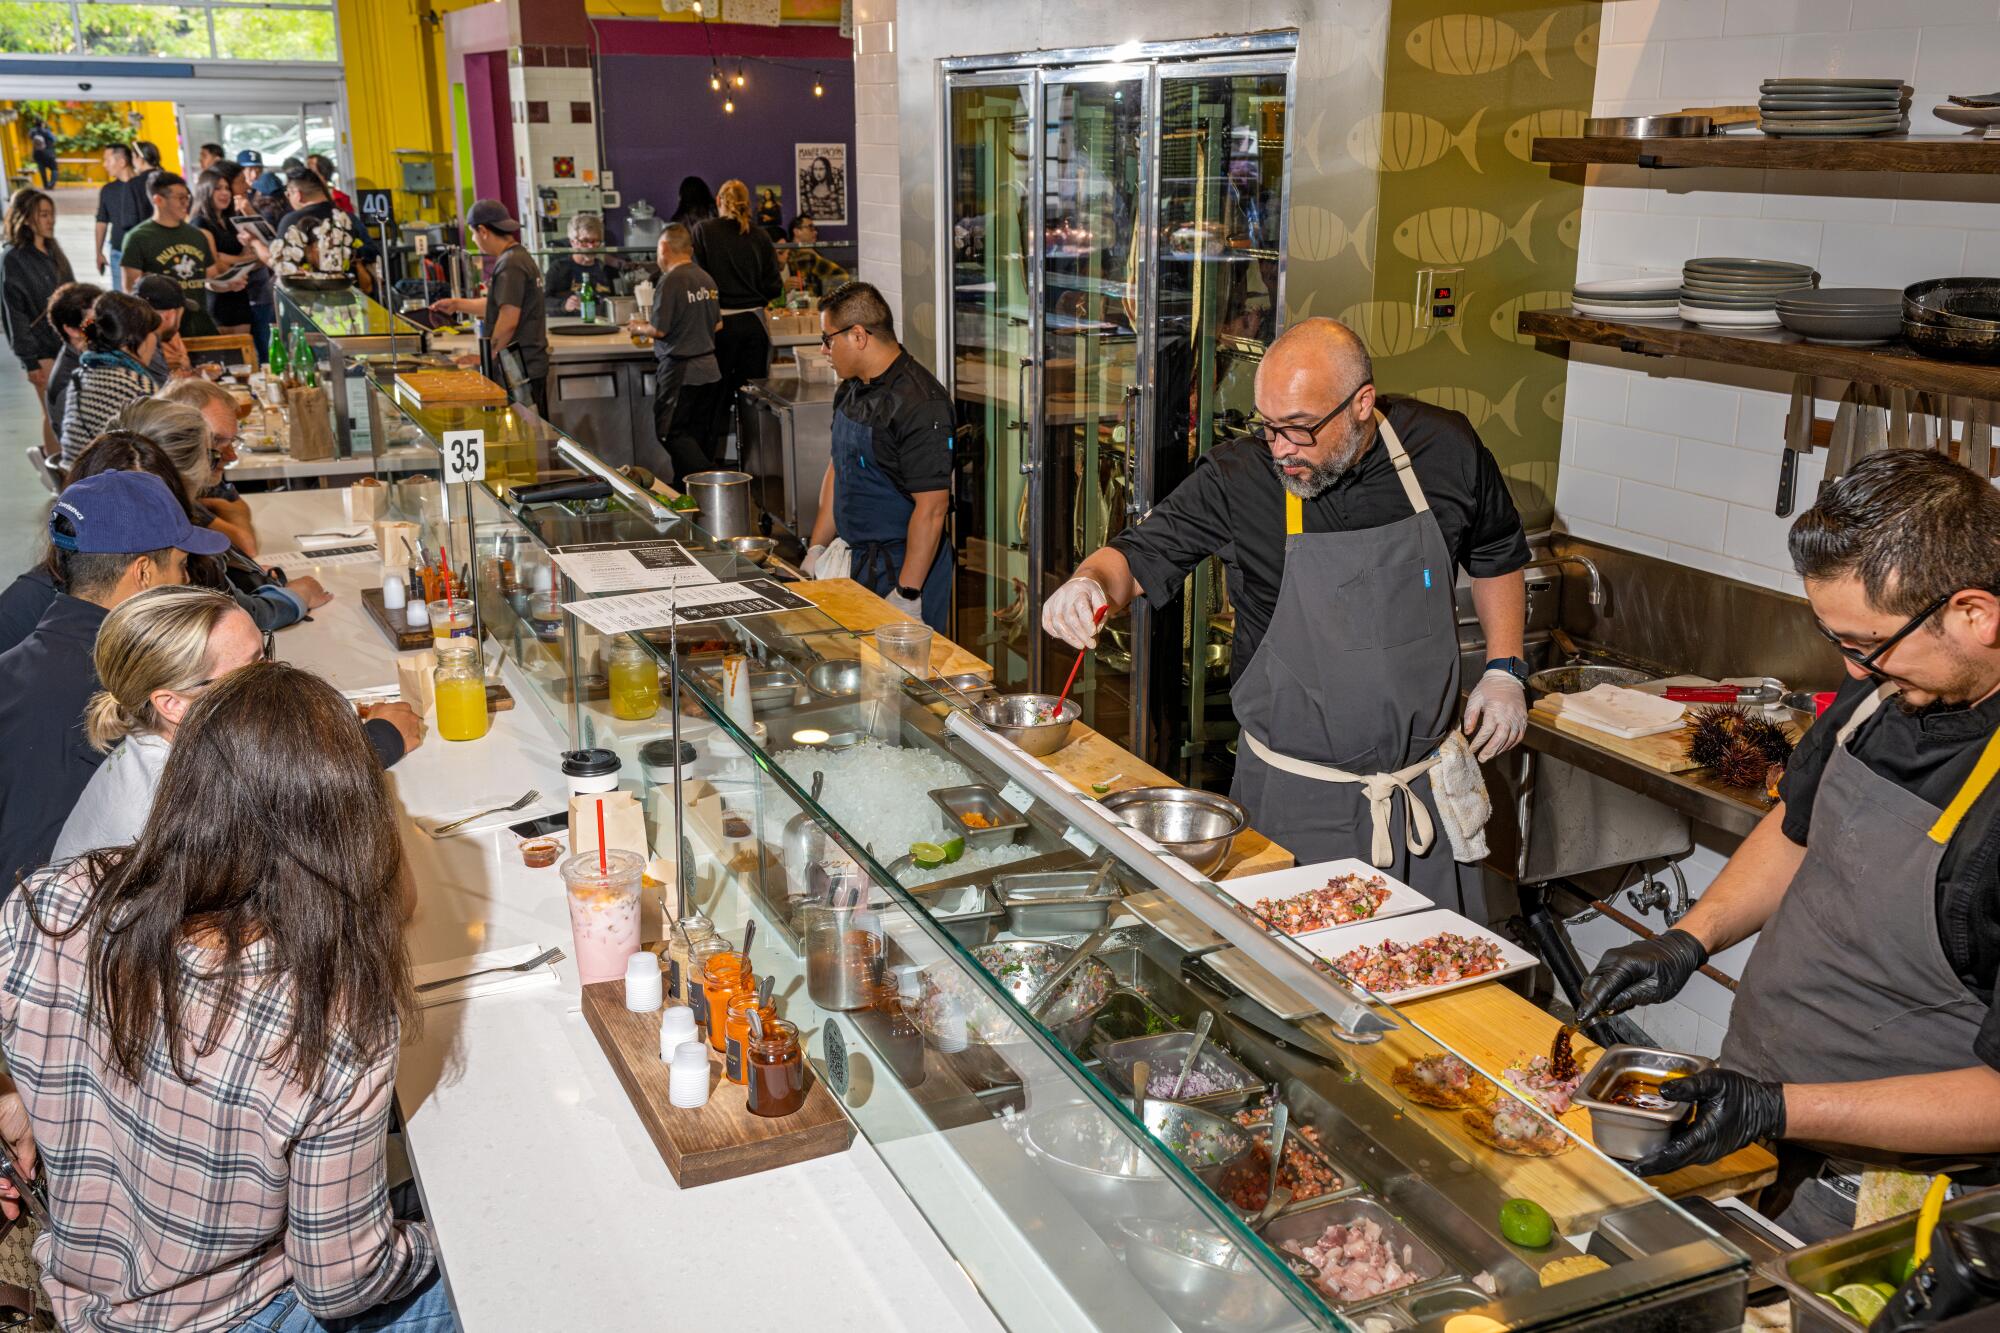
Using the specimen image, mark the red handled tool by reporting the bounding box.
[1056,605,1110,711]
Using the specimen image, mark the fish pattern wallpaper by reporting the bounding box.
[1288,3,1597,529]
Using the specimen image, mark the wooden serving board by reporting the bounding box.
[361,587,438,651]
[580,978,853,1188]
[394,368,506,405]
[1531,693,1803,776]
[1301,982,1775,1233]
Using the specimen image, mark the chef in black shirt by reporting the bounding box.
[1578,451,2000,1238]
[1043,318,1531,891]
[803,281,952,630]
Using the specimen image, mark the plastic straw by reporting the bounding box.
[595,797,607,873]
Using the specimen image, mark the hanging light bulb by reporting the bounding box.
[709,70,722,91]
[733,67,746,88]
[724,97,736,113]
[813,74,824,97]
[689,0,703,13]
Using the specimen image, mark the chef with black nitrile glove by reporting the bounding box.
[1574,451,2000,1242]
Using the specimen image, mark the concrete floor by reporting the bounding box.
[0,185,124,575]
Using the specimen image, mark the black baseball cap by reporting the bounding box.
[466,199,521,234]
[51,472,229,557]
[133,275,184,312]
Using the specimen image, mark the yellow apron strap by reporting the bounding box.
[1284,491,1302,537]
[1929,724,2000,845]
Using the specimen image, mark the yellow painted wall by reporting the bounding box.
[336,0,487,223]
[0,99,180,184]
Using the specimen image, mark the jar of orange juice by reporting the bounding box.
[433,640,488,741]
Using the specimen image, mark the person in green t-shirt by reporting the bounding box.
[119,172,234,339]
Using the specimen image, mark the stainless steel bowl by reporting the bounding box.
[1099,787,1247,875]
[972,693,1081,756]
[721,535,777,566]
[806,658,864,698]
[1258,1197,1452,1306]
[1096,1031,1261,1112]
[1524,663,1653,697]
[918,941,1116,1088]
[1139,1100,1256,1188]
[1018,1104,1186,1237]
[1115,1219,1297,1333]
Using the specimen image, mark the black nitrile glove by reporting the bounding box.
[1574,927,1709,1026]
[1629,1069,1786,1177]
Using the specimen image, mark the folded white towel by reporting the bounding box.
[1429,731,1491,864]
[412,944,561,1009]
[1553,684,1686,739]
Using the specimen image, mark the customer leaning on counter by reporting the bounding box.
[801,281,953,630]
[1043,317,1531,892]
[1578,450,2000,1239]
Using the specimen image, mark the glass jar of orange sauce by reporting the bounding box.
[746,1019,808,1118]
[700,952,750,1051]
[724,992,778,1084]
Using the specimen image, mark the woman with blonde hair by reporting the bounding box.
[51,585,263,860]
[692,178,782,447]
[115,397,258,555]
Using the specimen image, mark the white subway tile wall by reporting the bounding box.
[851,0,902,315]
[1554,0,2000,594]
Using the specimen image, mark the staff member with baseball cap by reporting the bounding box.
[431,199,549,417]
[0,470,227,890]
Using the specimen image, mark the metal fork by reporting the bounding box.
[417,946,565,993]
[429,790,541,836]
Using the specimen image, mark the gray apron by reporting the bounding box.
[1230,414,1468,898]
[1723,684,1988,1132]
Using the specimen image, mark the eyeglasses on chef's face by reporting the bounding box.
[1249,380,1371,451]
[819,323,865,349]
[1814,588,1958,675]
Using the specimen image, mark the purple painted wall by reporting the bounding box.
[596,54,855,247]
[464,51,516,219]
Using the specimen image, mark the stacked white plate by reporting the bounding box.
[1759,77,1911,137]
[1679,257,1820,330]
[1573,275,1682,321]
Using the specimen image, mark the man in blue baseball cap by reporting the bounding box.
[0,471,227,890]
[236,148,264,189]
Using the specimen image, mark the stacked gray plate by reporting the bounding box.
[1572,275,1682,321]
[1759,77,1911,136]
[1775,287,1904,346]
[1679,258,1820,329]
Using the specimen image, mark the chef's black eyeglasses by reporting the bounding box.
[820,323,864,348]
[1249,380,1372,450]
[1814,588,1958,675]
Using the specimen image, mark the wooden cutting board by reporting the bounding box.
[1302,982,1776,1233]
[1531,693,1705,773]
[394,368,507,405]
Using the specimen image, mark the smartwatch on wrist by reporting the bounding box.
[1485,656,1532,685]
[895,584,922,601]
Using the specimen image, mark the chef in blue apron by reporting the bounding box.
[1043,318,1533,897]
[1577,450,2000,1240]
[802,281,953,630]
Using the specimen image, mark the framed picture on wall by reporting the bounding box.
[795,143,848,227]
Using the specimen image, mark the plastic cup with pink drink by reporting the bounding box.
[561,848,644,985]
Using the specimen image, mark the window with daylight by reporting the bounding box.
[0,0,339,62]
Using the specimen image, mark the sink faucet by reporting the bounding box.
[1558,554,1605,609]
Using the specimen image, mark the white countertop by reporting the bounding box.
[251,491,1002,1333]
[228,444,437,484]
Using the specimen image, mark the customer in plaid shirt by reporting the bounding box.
[0,663,454,1332]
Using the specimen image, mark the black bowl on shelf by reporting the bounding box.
[1902,277,2000,363]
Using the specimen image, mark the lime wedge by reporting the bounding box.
[1821,1293,1858,1319]
[1833,1284,1887,1323]
[1091,781,1112,795]
[910,841,948,869]
[939,834,966,864]
[1868,1281,1899,1302]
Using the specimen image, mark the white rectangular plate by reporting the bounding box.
[1216,857,1433,941]
[1297,908,1539,1002]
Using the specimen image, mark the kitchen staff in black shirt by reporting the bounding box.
[0,470,225,892]
[432,200,549,416]
[803,281,952,630]
[626,223,721,485]
[1044,318,1531,889]
[692,180,782,446]
[1578,451,2000,1240]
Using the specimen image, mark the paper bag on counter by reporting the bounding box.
[397,649,436,716]
[284,386,335,461]
[375,520,421,570]
[344,479,388,523]
[569,791,650,862]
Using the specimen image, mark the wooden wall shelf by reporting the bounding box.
[1531,133,1999,175]
[1517,310,2000,399]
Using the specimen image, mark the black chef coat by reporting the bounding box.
[1109,396,1530,681]
[1781,673,2000,1068]
[831,351,953,495]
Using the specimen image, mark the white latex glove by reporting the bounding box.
[884,588,922,620]
[802,544,826,579]
[1463,669,1528,762]
[1043,576,1107,649]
